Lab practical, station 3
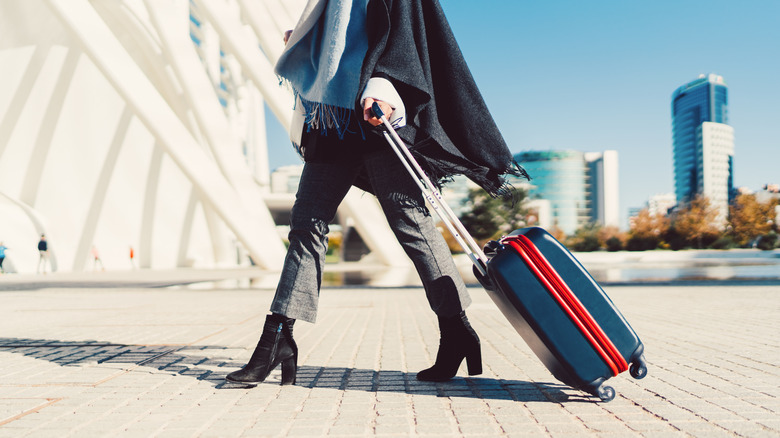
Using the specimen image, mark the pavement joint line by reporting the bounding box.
[0,397,63,427]
[621,394,686,431]
[630,377,757,437]
[653,372,768,414]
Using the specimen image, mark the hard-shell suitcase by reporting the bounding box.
[481,227,647,401]
[370,103,647,401]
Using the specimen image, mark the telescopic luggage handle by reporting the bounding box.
[371,102,488,276]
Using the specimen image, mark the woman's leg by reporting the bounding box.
[269,161,358,323]
[363,148,472,316]
[227,160,357,386]
[363,147,481,381]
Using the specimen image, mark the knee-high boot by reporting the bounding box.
[226,314,298,386]
[416,311,482,382]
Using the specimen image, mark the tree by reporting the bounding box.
[728,194,778,247]
[566,222,602,252]
[459,187,530,246]
[670,196,720,249]
[598,225,627,252]
[756,232,778,250]
[627,208,670,251]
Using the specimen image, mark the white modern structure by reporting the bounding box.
[0,0,409,273]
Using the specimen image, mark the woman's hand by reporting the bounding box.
[363,98,393,127]
[284,30,293,44]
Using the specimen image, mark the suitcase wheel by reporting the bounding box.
[596,384,616,402]
[629,357,648,380]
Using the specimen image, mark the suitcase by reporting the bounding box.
[371,103,647,401]
[480,227,647,401]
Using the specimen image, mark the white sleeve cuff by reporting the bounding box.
[360,77,406,127]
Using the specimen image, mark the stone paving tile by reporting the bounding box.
[0,276,778,437]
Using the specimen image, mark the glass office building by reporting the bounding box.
[671,74,732,204]
[512,150,619,235]
[513,151,587,234]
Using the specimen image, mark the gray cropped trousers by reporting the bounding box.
[269,147,471,323]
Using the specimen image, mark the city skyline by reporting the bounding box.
[265,1,780,229]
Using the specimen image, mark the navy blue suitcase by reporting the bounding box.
[371,103,646,401]
[480,227,647,401]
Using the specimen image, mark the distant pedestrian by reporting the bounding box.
[0,242,7,273]
[91,245,104,271]
[37,235,49,274]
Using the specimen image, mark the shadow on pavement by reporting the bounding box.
[277,365,580,403]
[0,337,582,403]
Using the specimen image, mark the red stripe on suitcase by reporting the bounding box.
[505,239,619,376]
[505,236,628,376]
[514,236,629,374]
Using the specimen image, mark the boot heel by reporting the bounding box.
[466,345,482,376]
[280,356,297,385]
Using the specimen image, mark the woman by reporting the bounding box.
[226,0,527,386]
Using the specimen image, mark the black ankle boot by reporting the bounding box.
[226,313,298,386]
[416,311,482,382]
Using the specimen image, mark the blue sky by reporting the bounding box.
[266,0,780,228]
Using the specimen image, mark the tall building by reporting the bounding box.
[584,151,619,228]
[513,150,619,235]
[671,74,734,224]
[698,122,735,222]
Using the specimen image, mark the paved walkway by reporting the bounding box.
[0,270,778,437]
